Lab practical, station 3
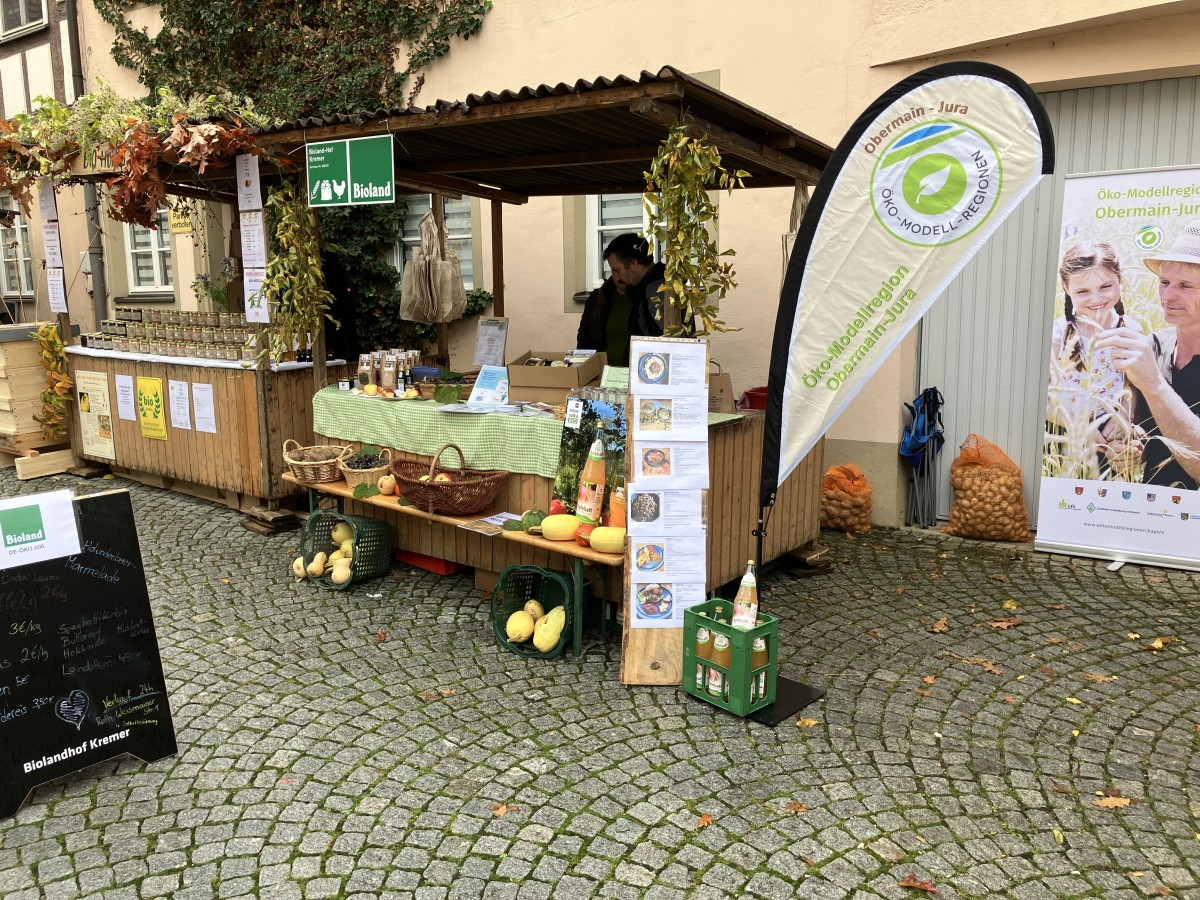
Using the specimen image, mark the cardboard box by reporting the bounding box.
[507,350,606,404]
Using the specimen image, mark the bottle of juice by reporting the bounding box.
[575,434,606,525]
[749,634,769,703]
[607,485,626,529]
[694,613,712,691]
[707,632,730,700]
[731,560,759,630]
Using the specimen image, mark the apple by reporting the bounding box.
[381,389,395,398]
[433,472,454,484]
[549,498,568,516]
[363,384,380,397]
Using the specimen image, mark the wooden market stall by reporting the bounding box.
[64,66,834,682]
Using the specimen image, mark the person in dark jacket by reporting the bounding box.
[576,275,635,366]
[603,232,694,337]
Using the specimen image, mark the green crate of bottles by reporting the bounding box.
[681,599,778,717]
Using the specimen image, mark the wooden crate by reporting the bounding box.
[0,365,46,401]
[0,397,42,434]
[0,341,41,369]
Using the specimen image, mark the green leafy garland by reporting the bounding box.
[92,1,492,121]
[643,124,749,335]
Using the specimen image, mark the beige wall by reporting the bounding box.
[75,0,1200,520]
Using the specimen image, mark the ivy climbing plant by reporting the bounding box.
[643,124,749,336]
[93,0,493,121]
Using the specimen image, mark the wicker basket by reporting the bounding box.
[300,510,393,590]
[390,443,509,516]
[338,447,393,488]
[282,439,350,484]
[490,565,572,659]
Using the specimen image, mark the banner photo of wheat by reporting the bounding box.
[1036,166,1200,570]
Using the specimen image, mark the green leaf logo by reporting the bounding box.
[902,153,967,215]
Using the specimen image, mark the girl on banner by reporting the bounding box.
[1044,241,1143,478]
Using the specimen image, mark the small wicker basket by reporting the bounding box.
[338,447,393,488]
[282,439,350,485]
[390,443,508,516]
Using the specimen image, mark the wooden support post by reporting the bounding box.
[490,200,505,318]
[312,320,328,390]
[432,195,450,366]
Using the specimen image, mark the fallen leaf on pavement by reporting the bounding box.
[1151,887,1172,896]
[796,717,819,728]
[1127,632,1141,640]
[1053,828,1063,844]
[1082,673,1117,683]
[922,675,936,685]
[897,587,906,594]
[1045,603,1067,610]
[867,628,881,639]
[929,617,949,634]
[1002,599,1018,611]
[697,813,713,828]
[416,689,440,702]
[220,577,231,585]
[1050,781,1072,795]
[800,855,816,866]
[1003,696,1016,703]
[1039,666,1059,676]
[377,628,388,643]
[1144,636,1175,652]
[916,689,931,697]
[438,687,457,696]
[1065,697,1083,705]
[989,618,1023,629]
[1100,787,1122,796]
[489,802,519,817]
[992,575,1009,583]
[783,801,808,813]
[1093,796,1131,809]
[1148,576,1167,584]
[898,873,938,894]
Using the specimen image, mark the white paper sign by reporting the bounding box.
[37,177,58,221]
[192,383,216,434]
[235,153,262,211]
[46,267,67,313]
[244,267,268,323]
[630,534,706,578]
[632,440,710,488]
[239,210,268,268]
[0,489,81,570]
[41,222,62,269]
[632,395,709,442]
[630,339,709,396]
[115,374,136,421]
[629,579,706,629]
[467,365,509,405]
[626,486,705,536]
[473,316,508,368]
[168,380,191,430]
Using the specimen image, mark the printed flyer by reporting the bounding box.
[74,370,115,460]
[136,377,167,441]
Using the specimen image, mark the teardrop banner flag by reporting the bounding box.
[760,62,1054,506]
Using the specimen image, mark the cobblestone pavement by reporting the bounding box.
[1,470,1199,899]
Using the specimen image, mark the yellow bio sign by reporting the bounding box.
[136,377,167,441]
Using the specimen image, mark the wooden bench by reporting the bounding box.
[283,473,622,656]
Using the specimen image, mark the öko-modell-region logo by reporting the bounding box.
[871,120,1001,247]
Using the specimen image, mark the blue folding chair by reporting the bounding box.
[901,388,945,527]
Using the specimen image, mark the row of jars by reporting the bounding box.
[81,334,257,361]
[112,307,251,329]
[99,320,259,345]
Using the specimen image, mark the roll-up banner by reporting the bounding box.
[760,62,1054,505]
[1035,166,1200,571]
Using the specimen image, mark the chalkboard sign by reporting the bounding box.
[0,490,176,819]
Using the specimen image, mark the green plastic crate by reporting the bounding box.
[681,599,778,717]
[491,564,572,659]
[300,510,392,590]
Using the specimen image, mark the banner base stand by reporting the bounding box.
[1034,540,1200,574]
[749,676,823,726]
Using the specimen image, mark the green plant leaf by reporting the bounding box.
[352,483,380,499]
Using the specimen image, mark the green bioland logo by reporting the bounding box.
[0,504,45,548]
[871,120,1001,247]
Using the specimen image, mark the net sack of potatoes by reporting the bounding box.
[820,464,873,533]
[942,434,1032,542]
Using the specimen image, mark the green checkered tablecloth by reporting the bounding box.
[312,387,744,479]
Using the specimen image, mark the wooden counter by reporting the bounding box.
[317,411,822,593]
[67,351,346,507]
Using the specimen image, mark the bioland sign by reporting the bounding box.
[761,63,1053,504]
[0,490,79,569]
[306,135,395,207]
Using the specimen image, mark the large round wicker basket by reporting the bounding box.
[390,443,509,516]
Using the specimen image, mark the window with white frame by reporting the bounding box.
[2,0,45,36]
[0,195,33,297]
[584,193,658,289]
[126,208,173,292]
[396,195,474,288]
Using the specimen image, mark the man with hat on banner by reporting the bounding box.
[1097,221,1200,490]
